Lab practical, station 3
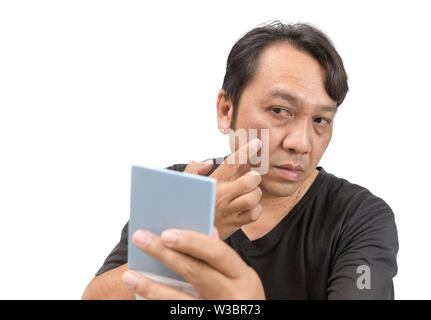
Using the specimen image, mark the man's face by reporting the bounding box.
[218,42,337,197]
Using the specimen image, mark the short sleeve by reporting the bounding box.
[327,192,399,299]
[95,222,129,276]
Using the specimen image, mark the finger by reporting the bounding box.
[184,160,214,176]
[132,230,229,295]
[160,229,247,278]
[229,186,262,213]
[122,270,195,300]
[213,138,262,181]
[234,204,263,226]
[224,170,262,200]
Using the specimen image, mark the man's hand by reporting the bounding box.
[183,140,263,240]
[122,227,266,300]
[210,139,263,239]
[183,159,215,176]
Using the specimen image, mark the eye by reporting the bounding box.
[271,107,291,117]
[314,117,331,126]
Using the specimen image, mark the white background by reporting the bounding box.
[0,0,430,299]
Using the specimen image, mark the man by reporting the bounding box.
[82,21,398,299]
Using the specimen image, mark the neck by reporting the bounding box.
[260,168,319,214]
[240,169,320,241]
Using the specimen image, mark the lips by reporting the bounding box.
[273,163,304,182]
[276,163,304,171]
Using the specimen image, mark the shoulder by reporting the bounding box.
[318,168,398,250]
[319,168,395,219]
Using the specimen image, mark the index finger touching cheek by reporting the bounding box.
[213,138,262,181]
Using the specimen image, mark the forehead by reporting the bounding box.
[246,42,336,107]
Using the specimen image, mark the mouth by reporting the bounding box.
[273,164,304,182]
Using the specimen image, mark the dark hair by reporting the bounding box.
[221,20,349,128]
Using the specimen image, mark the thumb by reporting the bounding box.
[184,160,214,176]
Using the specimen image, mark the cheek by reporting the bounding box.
[266,127,288,154]
[309,136,331,164]
[242,118,280,154]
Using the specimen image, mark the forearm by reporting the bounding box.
[82,264,135,300]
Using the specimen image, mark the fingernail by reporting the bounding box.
[250,138,262,151]
[133,230,151,246]
[203,160,213,165]
[123,271,138,289]
[161,230,178,246]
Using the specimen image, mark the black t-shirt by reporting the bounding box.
[96,158,399,299]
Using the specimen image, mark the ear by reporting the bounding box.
[216,89,233,134]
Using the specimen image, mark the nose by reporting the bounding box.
[281,119,312,155]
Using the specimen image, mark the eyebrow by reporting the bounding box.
[264,89,338,113]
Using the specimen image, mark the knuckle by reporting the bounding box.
[234,219,244,227]
[233,213,244,226]
[183,263,196,278]
[256,187,263,198]
[250,171,262,184]
[210,246,226,262]
[215,189,229,208]
[215,199,226,211]
[250,215,259,222]
[243,210,255,222]
[244,212,254,222]
[215,197,223,209]
[241,205,262,223]
[239,212,253,224]
[184,161,196,172]
[250,206,262,221]
[242,196,254,208]
[246,173,260,187]
[245,190,261,207]
[242,176,256,190]
[255,173,262,183]
[182,260,202,279]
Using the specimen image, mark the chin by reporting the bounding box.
[260,178,300,197]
